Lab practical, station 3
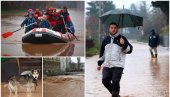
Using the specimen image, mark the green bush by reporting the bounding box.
[1,58,13,62]
[86,47,99,57]
[161,25,169,35]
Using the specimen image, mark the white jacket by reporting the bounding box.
[98,33,133,68]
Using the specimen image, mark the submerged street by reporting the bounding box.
[86,41,169,97]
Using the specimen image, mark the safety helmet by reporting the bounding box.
[27,9,33,12]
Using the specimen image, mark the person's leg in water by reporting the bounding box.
[149,47,154,58]
[153,47,158,58]
[102,67,113,94]
[111,67,123,97]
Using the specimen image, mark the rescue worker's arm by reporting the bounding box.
[33,18,37,26]
[66,21,75,34]
[21,18,27,28]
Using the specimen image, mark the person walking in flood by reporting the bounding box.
[148,29,160,58]
[97,22,133,97]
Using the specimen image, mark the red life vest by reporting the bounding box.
[34,12,42,20]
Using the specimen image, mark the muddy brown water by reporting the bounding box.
[1,9,84,56]
[86,41,169,97]
[43,75,84,97]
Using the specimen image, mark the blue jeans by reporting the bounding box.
[102,67,123,95]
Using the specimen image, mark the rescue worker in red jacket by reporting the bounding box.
[33,8,43,28]
[34,8,42,21]
[53,6,75,34]
[46,7,57,27]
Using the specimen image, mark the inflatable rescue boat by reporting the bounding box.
[22,28,74,43]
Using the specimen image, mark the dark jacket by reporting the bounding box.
[39,21,51,28]
[149,33,160,47]
[67,20,75,33]
[21,17,36,33]
[55,12,75,33]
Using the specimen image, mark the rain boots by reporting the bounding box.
[155,54,157,58]
[112,91,120,97]
[150,52,154,58]
[151,52,158,59]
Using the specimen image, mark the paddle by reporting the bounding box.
[67,27,80,41]
[62,17,80,41]
[2,22,36,38]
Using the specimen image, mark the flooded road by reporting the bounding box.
[1,80,42,97]
[1,9,84,56]
[85,41,169,97]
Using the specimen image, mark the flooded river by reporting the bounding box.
[86,41,169,97]
[1,9,84,56]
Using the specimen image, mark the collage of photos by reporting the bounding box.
[0,0,169,97]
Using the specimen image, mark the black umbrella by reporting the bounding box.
[100,8,143,28]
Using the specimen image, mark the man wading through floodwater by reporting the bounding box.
[97,22,133,97]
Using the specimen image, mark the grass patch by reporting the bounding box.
[1,58,13,62]
[86,47,99,57]
[137,36,148,43]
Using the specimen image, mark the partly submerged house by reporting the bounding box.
[43,57,84,75]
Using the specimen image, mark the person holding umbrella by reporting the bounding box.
[148,29,160,58]
[97,22,133,97]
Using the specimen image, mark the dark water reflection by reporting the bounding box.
[22,43,75,56]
